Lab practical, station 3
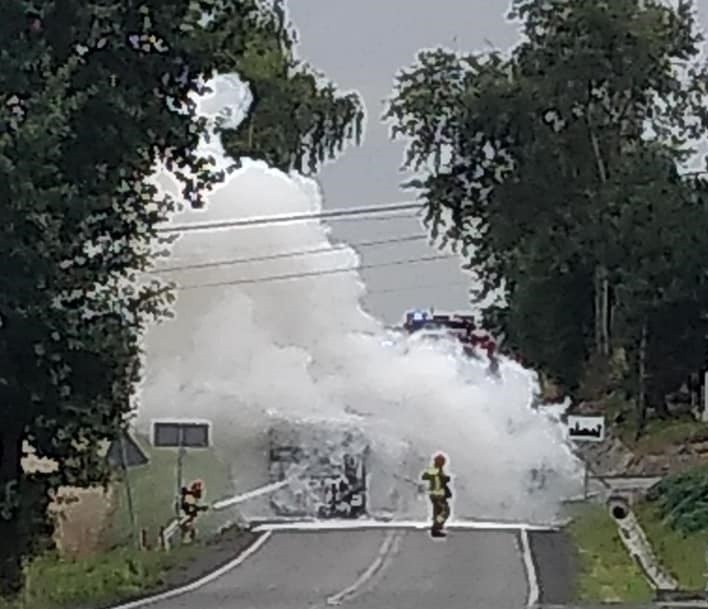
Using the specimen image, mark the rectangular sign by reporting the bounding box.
[567,415,605,442]
[151,419,211,448]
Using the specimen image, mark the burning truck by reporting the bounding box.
[267,419,370,519]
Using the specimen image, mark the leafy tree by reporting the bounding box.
[384,0,708,406]
[0,0,362,595]
[210,0,363,174]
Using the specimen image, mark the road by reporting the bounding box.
[136,523,573,609]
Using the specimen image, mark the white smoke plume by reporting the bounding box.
[139,74,584,524]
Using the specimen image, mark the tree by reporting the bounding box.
[384,0,708,402]
[217,4,364,174]
[0,0,363,595]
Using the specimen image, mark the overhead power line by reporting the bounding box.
[368,280,470,295]
[176,254,455,290]
[328,213,419,223]
[153,234,431,273]
[157,201,424,234]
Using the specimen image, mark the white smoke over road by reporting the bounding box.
[139,74,584,524]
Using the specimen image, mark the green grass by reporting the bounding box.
[566,504,653,602]
[0,434,237,609]
[0,544,200,609]
[108,434,235,547]
[636,500,708,590]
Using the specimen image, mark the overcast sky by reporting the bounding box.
[284,1,708,324]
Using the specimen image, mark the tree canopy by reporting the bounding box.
[0,0,363,595]
[385,0,708,412]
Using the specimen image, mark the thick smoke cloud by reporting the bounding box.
[139,74,583,524]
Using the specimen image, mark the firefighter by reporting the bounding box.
[179,479,209,543]
[421,453,452,537]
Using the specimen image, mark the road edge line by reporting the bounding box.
[519,527,540,608]
[110,530,273,609]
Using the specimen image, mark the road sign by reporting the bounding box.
[150,418,212,519]
[106,430,149,468]
[151,418,211,448]
[567,415,605,442]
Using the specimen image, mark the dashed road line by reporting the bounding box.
[325,530,403,606]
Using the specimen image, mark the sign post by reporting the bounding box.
[151,419,212,519]
[566,415,606,499]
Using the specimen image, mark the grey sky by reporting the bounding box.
[285,1,708,325]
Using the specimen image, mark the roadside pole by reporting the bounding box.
[175,428,185,518]
[703,370,708,422]
[118,431,139,548]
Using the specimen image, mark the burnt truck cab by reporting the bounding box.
[267,420,370,519]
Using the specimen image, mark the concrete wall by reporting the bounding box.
[22,448,117,559]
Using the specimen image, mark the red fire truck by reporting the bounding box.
[400,310,499,374]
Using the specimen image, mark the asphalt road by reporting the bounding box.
[140,526,572,609]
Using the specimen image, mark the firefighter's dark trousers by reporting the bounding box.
[429,496,450,531]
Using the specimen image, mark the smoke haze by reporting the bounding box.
[139,74,583,524]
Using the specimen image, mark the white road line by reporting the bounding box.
[325,530,401,606]
[111,530,273,609]
[519,527,540,608]
[251,518,560,533]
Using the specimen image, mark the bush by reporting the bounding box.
[646,466,708,534]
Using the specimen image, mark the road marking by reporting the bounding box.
[518,527,540,608]
[110,530,273,609]
[251,518,561,533]
[325,530,403,605]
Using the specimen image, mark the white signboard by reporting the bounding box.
[567,415,605,442]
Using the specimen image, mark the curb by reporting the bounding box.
[655,590,708,605]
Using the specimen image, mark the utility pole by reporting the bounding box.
[175,427,186,518]
[118,430,139,549]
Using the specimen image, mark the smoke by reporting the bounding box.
[139,74,584,524]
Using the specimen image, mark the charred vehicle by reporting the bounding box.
[267,419,370,519]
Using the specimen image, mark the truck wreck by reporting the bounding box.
[267,419,370,519]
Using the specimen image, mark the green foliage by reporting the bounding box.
[503,270,594,389]
[0,0,362,594]
[21,544,198,609]
[646,466,708,534]
[385,0,708,397]
[213,0,364,174]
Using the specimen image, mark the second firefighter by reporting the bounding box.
[421,453,452,538]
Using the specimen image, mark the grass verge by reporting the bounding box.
[566,503,653,602]
[635,500,708,590]
[0,434,239,609]
[0,544,198,609]
[107,434,235,547]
